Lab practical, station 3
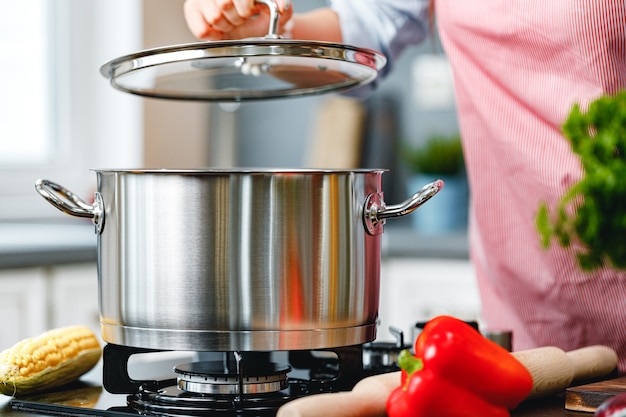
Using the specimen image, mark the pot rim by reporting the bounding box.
[90,168,388,174]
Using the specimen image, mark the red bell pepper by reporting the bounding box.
[386,315,533,417]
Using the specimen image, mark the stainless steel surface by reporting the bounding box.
[35,179,104,234]
[254,0,284,39]
[99,0,385,101]
[362,326,407,368]
[36,169,434,352]
[176,363,289,395]
[100,41,385,101]
[363,179,443,235]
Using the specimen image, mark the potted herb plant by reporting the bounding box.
[402,133,469,235]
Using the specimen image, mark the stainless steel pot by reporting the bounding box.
[35,169,441,352]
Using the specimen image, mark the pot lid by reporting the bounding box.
[99,0,386,101]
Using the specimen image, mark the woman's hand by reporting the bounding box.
[183,0,293,40]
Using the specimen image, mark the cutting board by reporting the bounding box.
[566,376,626,413]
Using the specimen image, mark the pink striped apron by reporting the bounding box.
[435,0,626,372]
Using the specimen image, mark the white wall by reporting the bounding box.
[142,1,212,168]
[377,257,481,344]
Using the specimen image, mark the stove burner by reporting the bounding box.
[175,361,291,395]
[132,386,285,416]
[101,344,368,416]
[8,325,428,417]
[129,381,311,417]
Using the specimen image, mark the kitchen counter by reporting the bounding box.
[0,390,593,417]
[0,221,97,269]
[0,354,596,417]
[512,397,590,417]
[382,224,469,259]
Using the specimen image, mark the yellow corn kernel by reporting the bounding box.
[0,325,101,396]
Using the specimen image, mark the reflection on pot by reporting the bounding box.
[35,170,442,353]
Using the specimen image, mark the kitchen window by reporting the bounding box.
[0,0,143,220]
[0,1,54,166]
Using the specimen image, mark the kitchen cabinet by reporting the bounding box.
[0,269,47,351]
[0,263,99,351]
[48,263,100,339]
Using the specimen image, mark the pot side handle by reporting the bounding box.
[363,179,444,236]
[35,179,105,235]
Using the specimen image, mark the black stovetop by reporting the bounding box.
[2,368,129,417]
[3,345,399,417]
[4,351,193,417]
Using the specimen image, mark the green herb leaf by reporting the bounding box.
[537,90,626,271]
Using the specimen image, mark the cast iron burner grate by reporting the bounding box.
[102,344,367,416]
[128,380,313,417]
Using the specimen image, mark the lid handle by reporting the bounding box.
[255,0,288,38]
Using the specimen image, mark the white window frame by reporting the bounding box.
[0,0,143,221]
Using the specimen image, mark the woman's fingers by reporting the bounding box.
[183,0,292,40]
[183,0,246,39]
[217,0,254,29]
[183,0,212,39]
[231,0,256,20]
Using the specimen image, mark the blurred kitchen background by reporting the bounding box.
[0,0,479,350]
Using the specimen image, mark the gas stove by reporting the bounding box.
[7,332,408,417]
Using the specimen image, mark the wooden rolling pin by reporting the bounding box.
[276,345,618,417]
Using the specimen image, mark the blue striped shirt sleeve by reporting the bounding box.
[329,0,431,78]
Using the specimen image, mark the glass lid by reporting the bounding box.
[99,0,386,101]
[100,40,386,101]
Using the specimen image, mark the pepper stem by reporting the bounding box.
[398,349,423,376]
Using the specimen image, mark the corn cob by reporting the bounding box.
[0,325,101,396]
